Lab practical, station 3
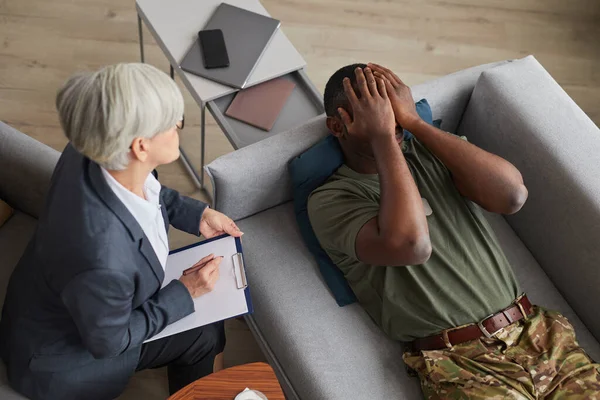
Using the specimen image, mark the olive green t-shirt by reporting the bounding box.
[307,137,520,342]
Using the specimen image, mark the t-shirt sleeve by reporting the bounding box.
[307,186,379,260]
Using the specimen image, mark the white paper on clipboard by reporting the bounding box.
[145,235,248,342]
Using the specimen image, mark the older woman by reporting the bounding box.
[0,63,242,400]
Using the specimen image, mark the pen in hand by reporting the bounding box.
[183,254,223,276]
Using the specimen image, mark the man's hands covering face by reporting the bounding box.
[368,63,422,132]
[337,67,396,142]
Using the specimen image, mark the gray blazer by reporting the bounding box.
[0,145,207,400]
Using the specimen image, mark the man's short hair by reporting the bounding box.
[323,63,367,117]
[56,63,184,170]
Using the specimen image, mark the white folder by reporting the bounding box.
[145,234,251,342]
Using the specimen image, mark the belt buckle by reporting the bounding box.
[477,313,504,338]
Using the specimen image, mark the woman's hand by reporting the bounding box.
[199,208,243,239]
[180,254,222,298]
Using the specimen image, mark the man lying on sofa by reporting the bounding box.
[307,63,600,398]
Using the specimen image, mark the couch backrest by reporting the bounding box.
[0,122,60,219]
[205,60,509,221]
[458,56,600,341]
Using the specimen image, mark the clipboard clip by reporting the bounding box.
[232,253,247,289]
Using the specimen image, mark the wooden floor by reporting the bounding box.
[1,0,599,397]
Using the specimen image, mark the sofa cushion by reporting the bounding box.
[0,200,13,229]
[206,60,510,222]
[288,135,353,307]
[0,211,38,399]
[207,116,329,222]
[237,202,600,400]
[457,55,600,342]
[0,211,38,311]
[0,122,60,218]
[288,100,440,307]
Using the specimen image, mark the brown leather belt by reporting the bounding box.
[407,294,534,353]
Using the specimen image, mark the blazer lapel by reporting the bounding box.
[138,237,165,283]
[160,203,169,234]
[87,160,165,284]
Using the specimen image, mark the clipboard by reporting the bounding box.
[173,233,252,308]
[145,234,252,342]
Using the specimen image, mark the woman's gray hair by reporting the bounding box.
[56,63,184,170]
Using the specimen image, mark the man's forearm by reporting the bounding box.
[371,136,429,242]
[408,120,527,214]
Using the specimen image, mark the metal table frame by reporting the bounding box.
[138,14,207,191]
[137,13,323,192]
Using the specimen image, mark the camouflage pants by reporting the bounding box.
[403,307,600,399]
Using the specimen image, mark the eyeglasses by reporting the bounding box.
[129,116,185,149]
[176,115,185,130]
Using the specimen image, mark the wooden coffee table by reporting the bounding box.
[168,362,285,400]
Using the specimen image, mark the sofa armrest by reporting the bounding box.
[206,116,328,222]
[0,122,60,218]
[457,56,600,341]
[205,60,510,221]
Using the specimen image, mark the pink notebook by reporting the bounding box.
[225,77,296,131]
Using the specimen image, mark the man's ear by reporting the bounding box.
[326,116,346,139]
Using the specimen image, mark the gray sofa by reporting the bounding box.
[0,123,60,399]
[205,55,600,399]
[1,55,599,400]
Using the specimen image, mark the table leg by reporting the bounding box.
[200,104,206,189]
[166,61,206,191]
[177,105,207,191]
[137,14,145,63]
[178,147,204,189]
[136,11,210,200]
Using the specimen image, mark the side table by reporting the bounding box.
[168,362,285,400]
[136,0,324,190]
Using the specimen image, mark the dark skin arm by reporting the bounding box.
[405,120,528,214]
[370,63,528,215]
[338,67,431,266]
